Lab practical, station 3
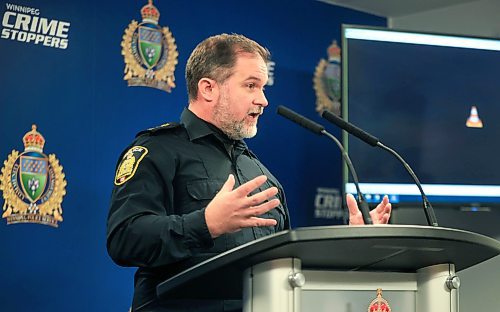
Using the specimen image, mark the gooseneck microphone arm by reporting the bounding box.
[321,109,439,227]
[276,105,372,225]
[321,130,372,224]
[376,142,438,227]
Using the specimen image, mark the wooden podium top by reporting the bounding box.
[157,225,500,300]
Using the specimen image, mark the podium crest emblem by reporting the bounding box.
[368,288,392,312]
[0,125,67,227]
[313,40,341,115]
[121,0,178,92]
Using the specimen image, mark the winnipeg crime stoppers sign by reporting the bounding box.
[1,2,70,49]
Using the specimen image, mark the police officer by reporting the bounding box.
[107,33,391,312]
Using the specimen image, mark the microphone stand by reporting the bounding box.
[276,105,373,224]
[322,130,372,224]
[321,109,439,227]
[377,142,438,227]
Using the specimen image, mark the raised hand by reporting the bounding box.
[205,174,280,238]
[346,193,392,225]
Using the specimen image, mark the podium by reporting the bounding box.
[157,225,500,311]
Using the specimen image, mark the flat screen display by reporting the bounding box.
[342,25,500,208]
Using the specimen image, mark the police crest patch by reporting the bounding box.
[313,40,341,115]
[0,125,67,227]
[115,146,148,185]
[121,0,178,92]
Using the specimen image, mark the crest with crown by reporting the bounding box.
[141,0,160,24]
[327,40,341,62]
[23,125,45,153]
[367,289,392,312]
[0,124,66,227]
[121,0,178,93]
[314,39,342,115]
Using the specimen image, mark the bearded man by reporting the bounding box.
[107,33,391,312]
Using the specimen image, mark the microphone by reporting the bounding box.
[276,105,324,134]
[321,110,379,146]
[321,109,439,227]
[277,105,372,224]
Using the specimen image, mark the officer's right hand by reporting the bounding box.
[205,174,280,238]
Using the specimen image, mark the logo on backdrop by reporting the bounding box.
[121,0,178,93]
[1,2,70,49]
[313,40,341,115]
[266,60,275,86]
[314,187,346,221]
[0,125,67,227]
[367,289,392,312]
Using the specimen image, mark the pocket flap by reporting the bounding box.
[186,179,222,200]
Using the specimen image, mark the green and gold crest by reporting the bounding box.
[122,0,178,92]
[0,125,67,227]
[313,40,341,115]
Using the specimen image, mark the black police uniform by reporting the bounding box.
[107,108,290,311]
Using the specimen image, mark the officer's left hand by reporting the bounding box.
[346,194,391,225]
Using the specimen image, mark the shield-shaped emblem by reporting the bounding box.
[322,61,341,102]
[20,153,48,203]
[138,25,163,68]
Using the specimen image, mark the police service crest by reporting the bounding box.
[313,40,341,115]
[121,0,178,92]
[0,125,66,227]
[114,146,148,185]
[368,288,392,312]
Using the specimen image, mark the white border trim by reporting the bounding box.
[346,183,500,197]
[345,28,500,51]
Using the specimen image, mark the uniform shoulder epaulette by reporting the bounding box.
[135,122,181,137]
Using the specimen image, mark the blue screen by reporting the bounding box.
[342,26,500,207]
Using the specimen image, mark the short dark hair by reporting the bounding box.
[185,33,271,101]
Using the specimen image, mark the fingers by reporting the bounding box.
[347,194,392,225]
[220,174,236,192]
[207,174,281,237]
[242,216,278,228]
[246,186,278,206]
[234,175,268,197]
[245,198,281,218]
[378,212,390,224]
[346,193,364,225]
[345,193,360,217]
[370,195,392,224]
[375,195,389,212]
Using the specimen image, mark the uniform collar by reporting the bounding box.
[180,108,250,153]
[181,108,213,141]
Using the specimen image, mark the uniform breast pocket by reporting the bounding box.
[184,179,223,212]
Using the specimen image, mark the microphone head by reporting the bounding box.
[277,105,324,135]
[321,110,379,147]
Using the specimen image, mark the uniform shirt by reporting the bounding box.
[107,108,290,311]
